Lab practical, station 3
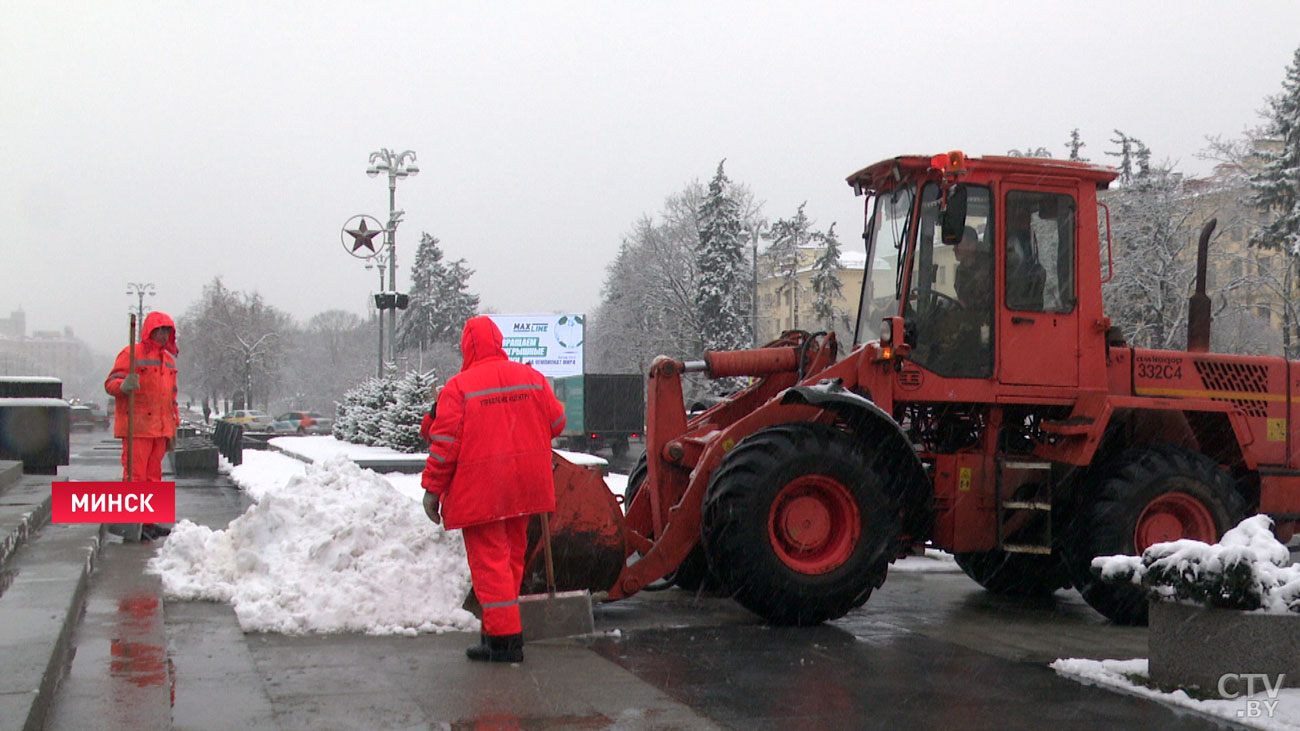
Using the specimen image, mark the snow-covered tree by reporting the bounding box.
[765,203,815,331]
[695,160,751,356]
[1248,44,1300,358]
[810,222,852,344]
[588,196,703,376]
[1106,130,1140,185]
[1103,164,1200,350]
[332,372,398,446]
[381,369,437,453]
[397,232,480,355]
[1065,128,1087,161]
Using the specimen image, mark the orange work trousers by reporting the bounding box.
[121,437,168,482]
[462,515,530,636]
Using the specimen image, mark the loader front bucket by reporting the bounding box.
[520,452,627,595]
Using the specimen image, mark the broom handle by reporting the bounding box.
[541,512,557,598]
[125,314,136,482]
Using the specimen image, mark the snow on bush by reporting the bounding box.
[333,370,436,452]
[148,455,477,634]
[1092,514,1300,614]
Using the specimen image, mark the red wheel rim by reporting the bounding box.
[768,475,860,574]
[1134,492,1216,551]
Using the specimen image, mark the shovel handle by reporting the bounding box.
[125,314,136,482]
[541,512,556,598]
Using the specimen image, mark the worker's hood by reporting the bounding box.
[141,311,178,355]
[459,316,507,371]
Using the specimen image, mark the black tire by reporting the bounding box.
[701,422,899,626]
[1063,444,1245,625]
[624,452,717,587]
[623,455,715,591]
[955,480,1069,596]
[611,436,630,459]
[953,551,1068,596]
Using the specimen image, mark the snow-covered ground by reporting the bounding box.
[147,438,629,635]
[1052,658,1300,730]
[147,436,1297,728]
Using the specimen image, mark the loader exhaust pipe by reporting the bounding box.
[1186,218,1216,353]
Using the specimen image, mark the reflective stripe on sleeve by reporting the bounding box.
[108,374,125,382]
[480,598,519,609]
[428,452,446,463]
[551,417,564,428]
[429,435,454,443]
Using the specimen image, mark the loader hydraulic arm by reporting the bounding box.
[610,332,839,599]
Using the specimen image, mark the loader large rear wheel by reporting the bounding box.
[701,423,898,626]
[1064,444,1244,625]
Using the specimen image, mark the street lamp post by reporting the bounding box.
[364,253,388,378]
[747,224,767,348]
[125,282,156,326]
[366,148,418,366]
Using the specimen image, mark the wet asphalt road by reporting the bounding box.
[44,433,1236,729]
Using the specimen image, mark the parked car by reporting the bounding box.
[69,404,96,431]
[67,400,110,430]
[270,410,333,435]
[220,409,274,432]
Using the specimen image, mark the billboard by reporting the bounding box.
[487,314,584,378]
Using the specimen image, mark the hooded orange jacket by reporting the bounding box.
[421,316,565,529]
[105,311,179,439]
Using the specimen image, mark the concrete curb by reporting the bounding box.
[0,521,104,731]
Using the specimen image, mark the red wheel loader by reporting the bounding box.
[542,151,1300,626]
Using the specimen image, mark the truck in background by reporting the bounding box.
[552,374,644,457]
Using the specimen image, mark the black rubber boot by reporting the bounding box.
[467,633,524,663]
[465,633,490,661]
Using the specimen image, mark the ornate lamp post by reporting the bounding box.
[125,282,156,325]
[343,213,387,377]
[366,148,418,365]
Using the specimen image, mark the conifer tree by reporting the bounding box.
[694,160,750,354]
[381,370,437,452]
[765,203,814,330]
[810,222,851,342]
[1249,45,1300,358]
[398,233,481,354]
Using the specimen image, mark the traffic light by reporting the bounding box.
[374,293,410,310]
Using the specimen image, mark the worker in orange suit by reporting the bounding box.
[105,311,179,541]
[420,316,565,663]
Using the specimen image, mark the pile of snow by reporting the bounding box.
[1092,515,1300,614]
[1052,658,1300,730]
[148,454,478,635]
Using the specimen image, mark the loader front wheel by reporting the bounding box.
[702,423,898,626]
[1064,444,1244,625]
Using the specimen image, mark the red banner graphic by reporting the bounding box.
[52,482,176,523]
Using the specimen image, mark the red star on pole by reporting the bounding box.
[346,219,383,253]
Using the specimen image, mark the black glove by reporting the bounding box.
[423,492,441,525]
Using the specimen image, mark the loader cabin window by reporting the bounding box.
[855,184,914,343]
[902,183,994,378]
[1004,191,1076,313]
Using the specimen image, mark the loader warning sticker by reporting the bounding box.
[1268,418,1287,442]
[897,365,924,391]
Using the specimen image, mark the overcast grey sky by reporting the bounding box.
[3,1,1299,357]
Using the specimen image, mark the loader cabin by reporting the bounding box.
[848,152,1117,400]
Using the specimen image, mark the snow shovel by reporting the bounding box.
[109,314,143,542]
[518,512,595,642]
